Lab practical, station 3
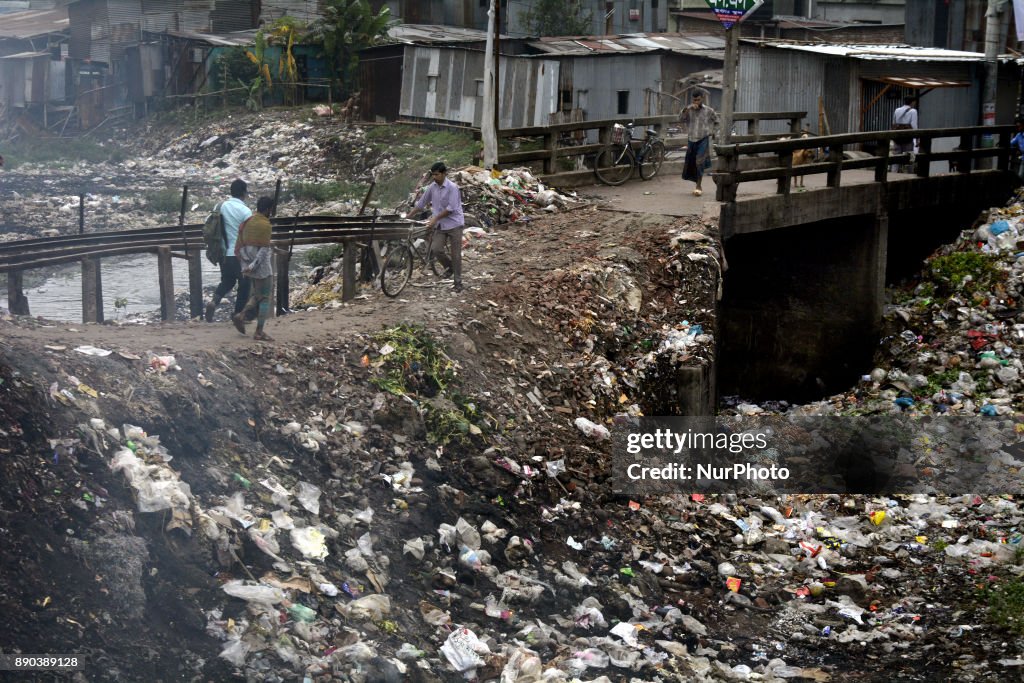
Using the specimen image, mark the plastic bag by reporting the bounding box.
[345,594,391,620]
[290,527,329,560]
[440,627,491,675]
[296,481,321,515]
[222,580,285,605]
[574,417,610,440]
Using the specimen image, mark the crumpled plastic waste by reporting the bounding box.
[440,627,491,677]
[290,527,329,560]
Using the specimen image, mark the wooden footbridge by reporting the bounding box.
[1,215,416,323]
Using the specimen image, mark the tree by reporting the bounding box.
[519,0,592,37]
[305,0,393,99]
[268,17,306,105]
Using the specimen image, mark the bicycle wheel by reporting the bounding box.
[380,242,413,297]
[638,140,666,180]
[594,144,634,186]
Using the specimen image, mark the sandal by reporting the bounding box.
[231,313,246,334]
[253,331,274,342]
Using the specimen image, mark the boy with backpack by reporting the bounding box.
[204,178,252,322]
[232,196,276,342]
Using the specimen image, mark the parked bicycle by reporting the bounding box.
[379,222,451,297]
[594,122,666,186]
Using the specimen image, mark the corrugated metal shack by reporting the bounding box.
[398,44,559,128]
[359,24,530,124]
[527,33,724,121]
[362,27,725,130]
[0,7,70,126]
[736,40,1020,141]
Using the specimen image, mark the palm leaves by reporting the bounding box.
[306,0,393,99]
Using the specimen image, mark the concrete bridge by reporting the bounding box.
[589,125,1019,410]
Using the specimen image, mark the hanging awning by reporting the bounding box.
[866,75,972,89]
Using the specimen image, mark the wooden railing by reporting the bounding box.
[2,215,417,323]
[731,111,806,143]
[496,115,677,175]
[495,111,807,178]
[713,125,1015,202]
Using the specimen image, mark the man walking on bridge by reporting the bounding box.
[205,179,252,322]
[891,97,918,173]
[679,90,719,197]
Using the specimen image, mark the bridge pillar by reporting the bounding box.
[341,240,357,302]
[81,257,103,324]
[157,247,174,321]
[719,213,886,402]
[7,270,29,316]
[187,249,203,319]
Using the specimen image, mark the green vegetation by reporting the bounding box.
[305,0,393,98]
[144,187,185,215]
[305,244,345,267]
[209,48,260,106]
[365,126,481,207]
[285,180,362,203]
[519,0,592,37]
[986,579,1024,635]
[369,324,483,445]
[928,252,1004,297]
[923,368,960,397]
[4,138,125,168]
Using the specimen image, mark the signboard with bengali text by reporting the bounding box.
[704,0,764,30]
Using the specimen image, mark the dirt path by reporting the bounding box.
[0,204,683,354]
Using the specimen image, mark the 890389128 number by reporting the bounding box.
[0,655,85,671]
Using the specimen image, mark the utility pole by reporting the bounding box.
[494,0,501,137]
[982,0,1008,165]
[481,0,498,168]
[721,26,738,143]
[704,0,762,142]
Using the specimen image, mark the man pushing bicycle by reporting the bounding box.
[414,161,465,294]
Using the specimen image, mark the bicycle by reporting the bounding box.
[594,122,666,186]
[379,222,451,297]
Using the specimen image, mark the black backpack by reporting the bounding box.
[203,202,227,265]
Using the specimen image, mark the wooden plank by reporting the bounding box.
[827,144,843,188]
[341,239,357,302]
[81,257,102,323]
[875,140,890,182]
[188,249,203,319]
[543,132,556,174]
[7,270,28,316]
[157,247,174,322]
[916,137,931,178]
[276,250,291,316]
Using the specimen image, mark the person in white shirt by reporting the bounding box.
[891,97,918,173]
[205,178,253,322]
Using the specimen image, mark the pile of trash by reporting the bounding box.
[3,187,1024,681]
[404,166,585,227]
[726,189,1024,419]
[0,110,392,238]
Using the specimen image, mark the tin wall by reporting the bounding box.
[261,0,325,24]
[399,45,558,128]
[736,45,831,135]
[211,0,256,32]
